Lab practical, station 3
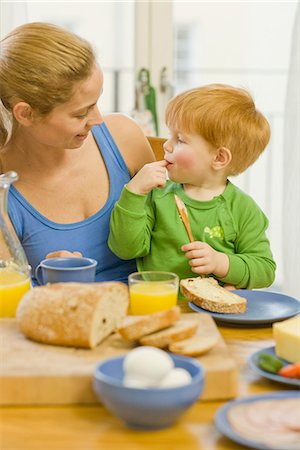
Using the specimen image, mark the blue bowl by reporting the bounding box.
[93,353,204,430]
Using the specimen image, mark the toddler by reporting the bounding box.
[108,84,276,290]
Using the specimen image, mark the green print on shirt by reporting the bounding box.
[204,225,224,240]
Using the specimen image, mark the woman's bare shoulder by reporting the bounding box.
[104,113,155,175]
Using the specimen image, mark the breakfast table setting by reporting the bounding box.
[1,293,299,450]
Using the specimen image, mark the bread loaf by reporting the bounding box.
[180,277,247,314]
[139,320,198,348]
[118,306,180,342]
[16,282,129,348]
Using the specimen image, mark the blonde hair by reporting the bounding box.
[165,84,270,176]
[0,22,96,147]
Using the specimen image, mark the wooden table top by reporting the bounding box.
[1,318,291,450]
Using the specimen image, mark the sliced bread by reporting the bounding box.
[169,334,219,356]
[139,320,198,348]
[180,277,247,314]
[118,306,181,342]
[16,282,129,348]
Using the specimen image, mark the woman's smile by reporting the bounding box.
[75,132,89,141]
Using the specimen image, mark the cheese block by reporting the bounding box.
[273,314,300,363]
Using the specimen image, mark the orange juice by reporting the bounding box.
[0,269,31,317]
[129,282,178,315]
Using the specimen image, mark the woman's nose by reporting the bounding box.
[87,105,102,126]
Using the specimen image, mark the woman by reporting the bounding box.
[0,22,155,284]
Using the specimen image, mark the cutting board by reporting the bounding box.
[0,313,238,405]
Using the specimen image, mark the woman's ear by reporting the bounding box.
[212,147,232,170]
[12,102,34,126]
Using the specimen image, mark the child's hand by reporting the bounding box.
[127,160,168,195]
[182,241,229,278]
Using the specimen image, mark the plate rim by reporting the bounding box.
[248,345,300,387]
[188,289,300,325]
[214,390,300,450]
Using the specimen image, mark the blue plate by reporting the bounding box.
[188,290,300,327]
[215,391,300,450]
[248,346,300,387]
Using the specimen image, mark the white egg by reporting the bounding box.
[123,346,174,383]
[123,375,153,388]
[159,368,192,388]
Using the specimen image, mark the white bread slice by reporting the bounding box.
[118,306,180,342]
[180,277,247,314]
[16,282,129,349]
[139,320,198,348]
[169,334,219,356]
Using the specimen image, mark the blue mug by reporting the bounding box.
[35,257,97,285]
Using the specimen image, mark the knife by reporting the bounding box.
[174,194,194,242]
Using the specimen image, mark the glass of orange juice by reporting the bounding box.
[128,271,179,315]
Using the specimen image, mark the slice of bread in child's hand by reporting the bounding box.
[139,320,198,348]
[180,277,247,314]
[118,306,181,341]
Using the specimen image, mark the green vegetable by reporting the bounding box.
[257,353,284,374]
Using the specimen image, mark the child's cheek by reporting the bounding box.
[175,152,196,169]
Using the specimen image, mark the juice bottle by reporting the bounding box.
[0,268,31,317]
[0,172,31,317]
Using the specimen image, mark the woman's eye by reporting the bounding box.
[75,111,88,118]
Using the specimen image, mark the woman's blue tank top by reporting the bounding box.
[8,122,137,285]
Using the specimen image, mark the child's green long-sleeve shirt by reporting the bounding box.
[108,180,276,289]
